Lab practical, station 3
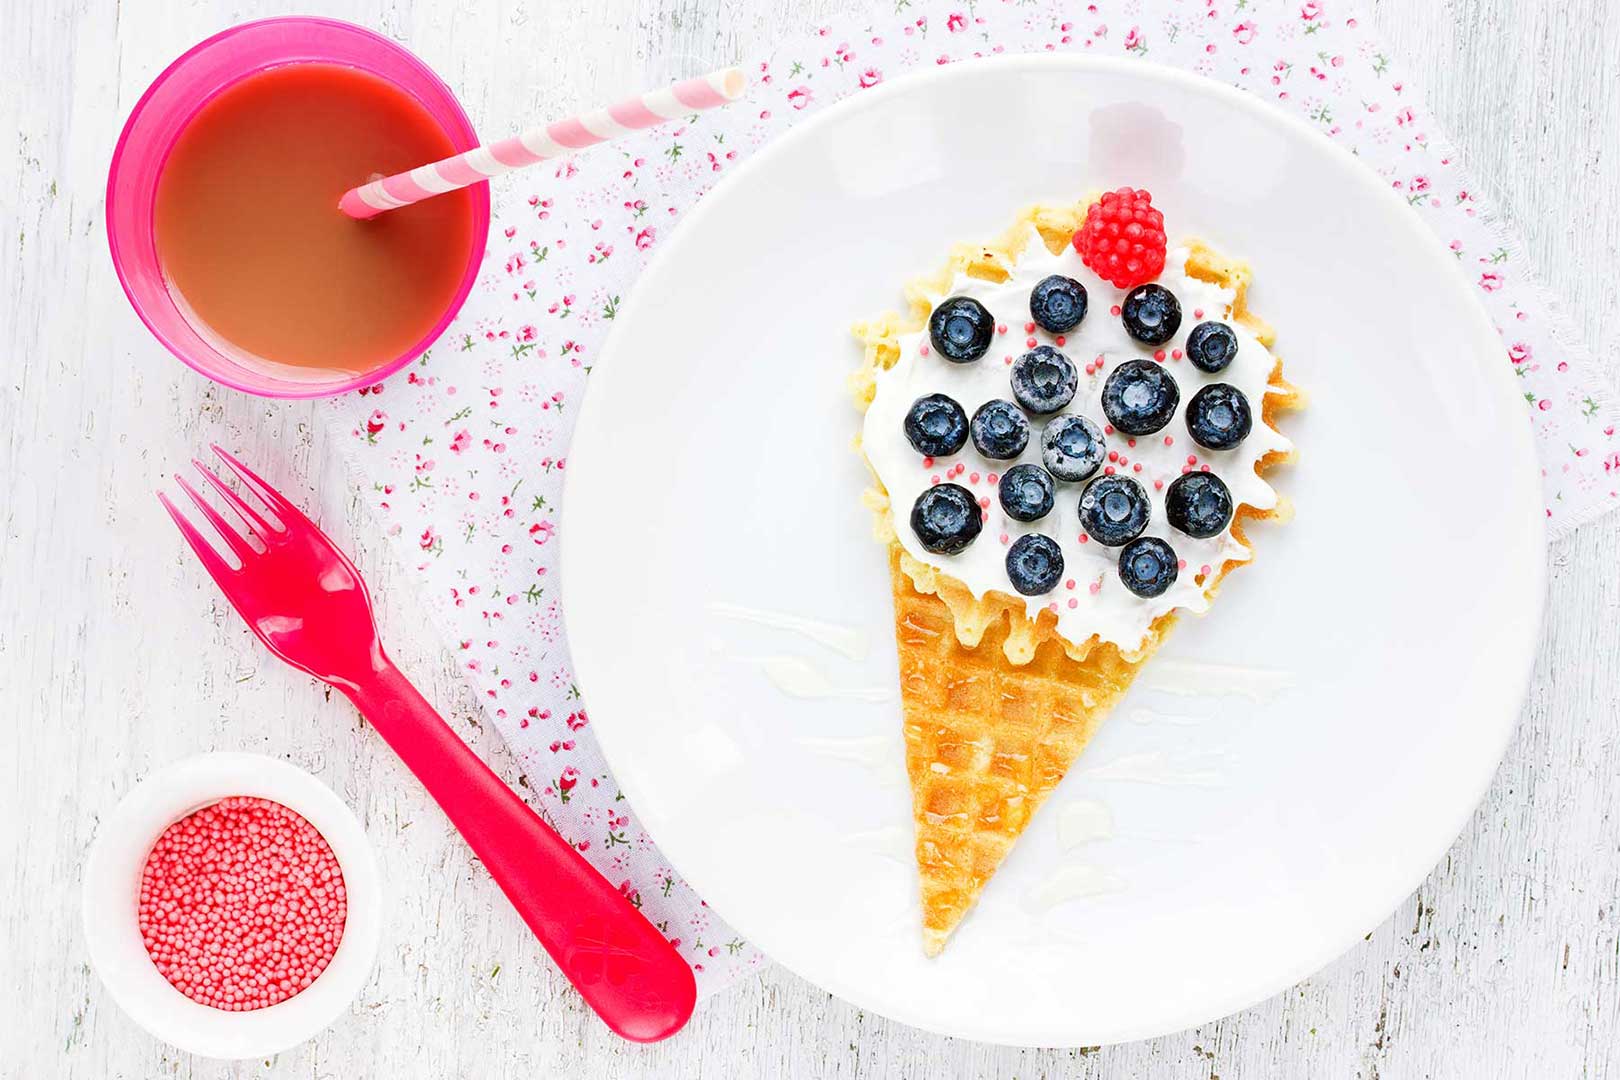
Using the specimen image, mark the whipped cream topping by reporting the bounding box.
[862,228,1293,653]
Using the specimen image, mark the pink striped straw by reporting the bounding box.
[339,67,746,219]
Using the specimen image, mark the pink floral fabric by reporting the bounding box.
[327,0,1618,996]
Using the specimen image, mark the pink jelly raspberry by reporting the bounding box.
[1073,187,1168,290]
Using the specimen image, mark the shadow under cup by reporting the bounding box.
[106,17,491,398]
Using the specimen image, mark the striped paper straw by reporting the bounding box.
[339,67,746,219]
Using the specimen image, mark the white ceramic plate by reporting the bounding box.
[561,56,1544,1046]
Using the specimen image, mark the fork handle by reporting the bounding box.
[342,654,696,1042]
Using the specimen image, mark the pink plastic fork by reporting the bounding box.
[158,446,695,1042]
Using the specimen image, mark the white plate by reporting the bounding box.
[561,56,1544,1046]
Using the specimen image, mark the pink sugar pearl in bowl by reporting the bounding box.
[83,753,382,1058]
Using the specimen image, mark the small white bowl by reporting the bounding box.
[83,752,383,1059]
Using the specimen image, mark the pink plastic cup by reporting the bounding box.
[106,17,491,398]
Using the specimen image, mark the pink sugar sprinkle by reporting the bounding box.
[996,323,1008,335]
[1104,466,1115,475]
[1088,581,1102,595]
[1177,559,1188,570]
[922,456,935,468]
[1110,305,1122,317]
[1186,454,1198,465]
[1200,564,1212,575]
[999,533,1009,545]
[1132,463,1142,472]
[1068,599,1079,609]
[138,797,346,1012]
[1024,322,1036,333]
[1153,350,1166,362]
[1103,425,1115,435]
[1107,450,1119,463]
[1201,464,1211,472]
[1065,579,1075,589]
[1078,534,1089,544]
[978,496,991,509]
[987,472,999,484]
[1127,438,1137,448]
[1193,308,1204,319]
[1153,479,1165,490]
[1164,435,1174,446]
[931,475,941,484]
[919,343,930,356]
[969,471,980,484]
[1026,336,1038,348]
[1004,355,1014,365]
[1055,335,1066,347]
[1182,465,1193,474]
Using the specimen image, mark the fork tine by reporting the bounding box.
[192,458,277,539]
[210,444,314,530]
[173,474,257,564]
[157,490,240,584]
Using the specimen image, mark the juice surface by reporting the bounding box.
[153,62,478,375]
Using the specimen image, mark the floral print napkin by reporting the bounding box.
[324,0,1619,995]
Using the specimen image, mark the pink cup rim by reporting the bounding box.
[106,16,491,399]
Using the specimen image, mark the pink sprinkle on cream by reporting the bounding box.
[1055,335,1066,347]
[996,323,1008,335]
[1193,308,1204,319]
[138,797,346,1012]
[1068,599,1079,609]
[919,343,930,356]
[1088,580,1102,595]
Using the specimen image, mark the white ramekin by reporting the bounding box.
[82,752,383,1059]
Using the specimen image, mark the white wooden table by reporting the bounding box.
[3,0,1617,1075]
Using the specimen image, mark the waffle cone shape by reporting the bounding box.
[855,201,1300,955]
[890,548,1156,956]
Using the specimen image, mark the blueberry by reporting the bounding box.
[1121,284,1182,346]
[1186,321,1239,373]
[1078,474,1151,546]
[1029,275,1088,334]
[928,297,994,363]
[1165,472,1234,538]
[1185,383,1253,450]
[903,393,969,457]
[1101,358,1180,435]
[1117,536,1179,598]
[970,399,1030,459]
[1005,534,1065,596]
[1040,414,1106,482]
[998,464,1056,522]
[910,483,983,555]
[1010,346,1078,414]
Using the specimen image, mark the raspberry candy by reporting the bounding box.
[1073,187,1168,290]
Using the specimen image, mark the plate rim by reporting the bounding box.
[561,52,1548,1046]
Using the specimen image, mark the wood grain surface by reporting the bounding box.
[2,0,1616,1076]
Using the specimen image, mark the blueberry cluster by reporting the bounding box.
[902,283,1253,601]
